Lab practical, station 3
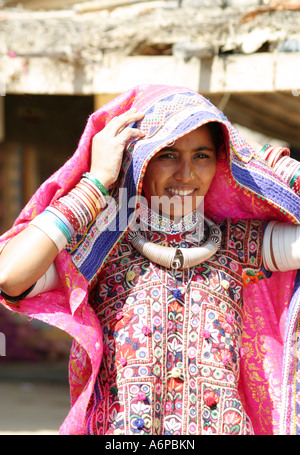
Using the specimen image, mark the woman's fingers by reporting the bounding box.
[108,109,144,136]
[118,126,145,145]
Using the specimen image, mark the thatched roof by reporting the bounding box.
[1,0,300,61]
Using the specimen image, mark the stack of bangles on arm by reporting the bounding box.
[259,145,300,273]
[259,145,300,196]
[29,172,108,252]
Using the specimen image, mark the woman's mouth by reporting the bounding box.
[166,188,197,197]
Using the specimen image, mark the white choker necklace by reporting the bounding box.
[128,217,222,270]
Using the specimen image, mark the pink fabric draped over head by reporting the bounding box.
[0,84,299,434]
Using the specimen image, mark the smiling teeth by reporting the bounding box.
[169,189,194,196]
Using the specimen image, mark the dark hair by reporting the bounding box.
[205,122,226,160]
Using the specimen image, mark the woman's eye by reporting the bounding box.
[158,152,176,159]
[195,151,212,159]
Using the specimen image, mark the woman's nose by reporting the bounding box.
[174,159,193,181]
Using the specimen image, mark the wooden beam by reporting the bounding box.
[1,55,201,95]
[2,52,300,96]
[210,53,278,93]
[2,53,300,96]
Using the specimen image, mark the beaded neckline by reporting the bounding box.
[136,202,199,234]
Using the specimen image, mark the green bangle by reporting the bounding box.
[82,172,109,197]
[259,144,271,154]
[289,167,300,188]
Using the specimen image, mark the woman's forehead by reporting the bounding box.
[159,126,216,150]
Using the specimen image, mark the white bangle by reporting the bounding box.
[262,221,277,271]
[26,263,60,298]
[29,212,69,252]
[263,221,300,272]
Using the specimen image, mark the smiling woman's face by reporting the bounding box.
[142,125,217,220]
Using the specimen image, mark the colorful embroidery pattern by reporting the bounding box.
[85,219,265,435]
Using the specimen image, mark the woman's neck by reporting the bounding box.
[136,201,199,234]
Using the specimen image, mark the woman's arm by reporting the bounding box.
[0,226,59,297]
[0,109,144,299]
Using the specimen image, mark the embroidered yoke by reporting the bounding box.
[85,217,267,435]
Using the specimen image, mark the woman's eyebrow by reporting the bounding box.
[160,145,215,152]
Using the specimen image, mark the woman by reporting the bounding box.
[0,84,299,435]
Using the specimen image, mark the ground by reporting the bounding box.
[0,361,70,435]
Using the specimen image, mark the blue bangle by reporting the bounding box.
[43,210,73,243]
[82,172,109,197]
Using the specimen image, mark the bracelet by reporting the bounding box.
[29,174,108,253]
[260,145,300,195]
[263,221,300,272]
[30,212,69,251]
[82,172,109,197]
[289,166,300,189]
[259,144,271,155]
[0,283,37,304]
[259,145,290,167]
[262,221,278,271]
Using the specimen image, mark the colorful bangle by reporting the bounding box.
[259,144,271,155]
[82,172,109,197]
[293,175,300,195]
[30,174,108,253]
[289,166,300,189]
[260,145,300,195]
[260,145,290,168]
[45,206,76,237]
[29,212,69,251]
[51,199,81,231]
[81,177,107,207]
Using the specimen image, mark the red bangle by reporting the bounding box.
[51,199,81,231]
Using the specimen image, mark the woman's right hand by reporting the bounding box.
[90,108,145,188]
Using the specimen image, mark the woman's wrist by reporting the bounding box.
[82,172,109,196]
[88,169,114,190]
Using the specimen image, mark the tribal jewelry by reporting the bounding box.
[128,217,222,270]
[30,175,107,252]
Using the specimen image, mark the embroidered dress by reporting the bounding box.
[0,85,299,435]
[85,209,267,435]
